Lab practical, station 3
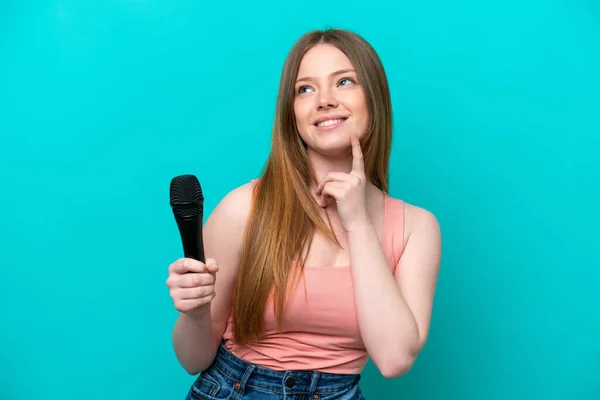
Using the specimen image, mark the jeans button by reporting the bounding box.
[285,376,296,388]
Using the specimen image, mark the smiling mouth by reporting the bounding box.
[314,117,348,128]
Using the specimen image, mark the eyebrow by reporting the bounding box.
[295,68,356,84]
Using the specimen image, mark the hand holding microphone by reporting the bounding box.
[166,174,219,317]
[166,257,219,316]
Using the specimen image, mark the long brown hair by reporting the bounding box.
[231,28,393,344]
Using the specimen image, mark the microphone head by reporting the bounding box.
[170,174,204,218]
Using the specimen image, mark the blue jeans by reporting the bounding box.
[185,342,365,399]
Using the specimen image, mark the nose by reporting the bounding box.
[317,88,338,110]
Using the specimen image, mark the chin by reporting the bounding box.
[308,136,352,157]
[300,124,358,154]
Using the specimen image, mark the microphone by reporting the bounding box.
[169,174,205,263]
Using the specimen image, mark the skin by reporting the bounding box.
[167,43,442,379]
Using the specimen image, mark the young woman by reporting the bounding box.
[166,28,442,400]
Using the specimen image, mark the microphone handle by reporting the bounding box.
[175,215,206,263]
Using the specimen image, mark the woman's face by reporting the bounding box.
[293,43,368,158]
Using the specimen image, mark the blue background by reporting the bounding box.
[1,1,599,399]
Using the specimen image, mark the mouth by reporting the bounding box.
[313,116,349,130]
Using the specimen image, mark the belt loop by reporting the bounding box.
[309,371,321,397]
[234,364,256,395]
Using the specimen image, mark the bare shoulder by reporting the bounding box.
[396,202,442,256]
[203,180,256,266]
[403,202,440,233]
[205,181,255,232]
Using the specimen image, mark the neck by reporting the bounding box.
[307,149,353,183]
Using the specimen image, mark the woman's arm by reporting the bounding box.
[315,134,442,378]
[171,182,253,374]
[347,204,441,378]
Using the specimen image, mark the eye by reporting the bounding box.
[297,85,313,94]
[338,77,356,86]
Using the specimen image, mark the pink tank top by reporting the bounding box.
[222,193,405,374]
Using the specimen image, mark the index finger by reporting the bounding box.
[171,258,206,274]
[350,132,364,176]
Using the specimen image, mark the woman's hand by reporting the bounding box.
[166,257,219,319]
[315,132,370,232]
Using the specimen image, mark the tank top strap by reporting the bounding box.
[381,195,406,274]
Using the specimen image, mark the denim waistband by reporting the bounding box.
[209,342,361,395]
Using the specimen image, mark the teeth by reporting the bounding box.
[317,118,344,127]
